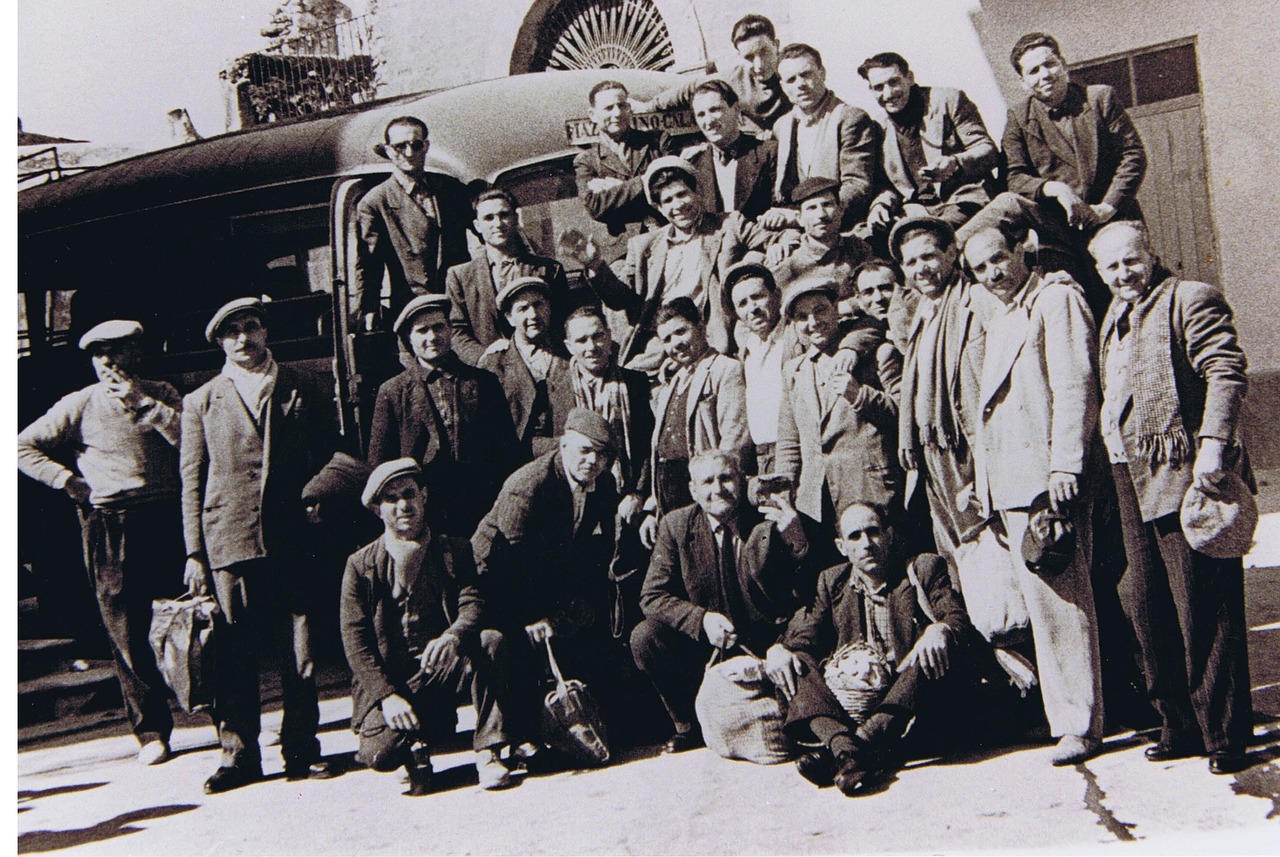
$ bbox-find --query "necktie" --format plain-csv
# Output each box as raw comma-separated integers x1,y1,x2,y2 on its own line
1116,304,1132,340
717,524,738,617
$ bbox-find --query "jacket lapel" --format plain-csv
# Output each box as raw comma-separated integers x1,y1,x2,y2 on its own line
1072,96,1098,194
979,282,1037,410
687,511,717,598
1032,102,1081,176
505,349,537,438
685,354,715,441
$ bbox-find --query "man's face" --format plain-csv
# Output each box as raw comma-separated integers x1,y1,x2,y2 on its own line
657,316,708,367
900,232,958,300
504,291,551,345
385,121,428,175
798,192,841,241
688,456,740,520
407,310,452,363
964,230,1030,303
731,277,780,338
779,55,827,113
656,179,701,232
736,35,780,81
560,430,609,485
1017,45,1070,108
474,197,518,250
837,504,892,581
791,293,840,351
865,65,915,114
377,475,427,540
218,312,270,369
564,314,613,374
589,87,632,140
854,268,897,322
692,90,740,149
1091,228,1155,303
90,342,139,381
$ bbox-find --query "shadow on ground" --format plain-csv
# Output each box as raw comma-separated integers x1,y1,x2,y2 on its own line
17,804,199,854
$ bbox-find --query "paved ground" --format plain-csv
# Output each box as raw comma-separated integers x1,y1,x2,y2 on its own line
16,511,1280,854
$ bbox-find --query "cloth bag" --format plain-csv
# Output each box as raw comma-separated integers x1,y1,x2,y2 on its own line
695,644,792,765
954,521,1031,645
540,638,611,767
148,594,219,713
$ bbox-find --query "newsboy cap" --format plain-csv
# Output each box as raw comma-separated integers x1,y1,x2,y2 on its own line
642,155,698,207
1181,472,1258,559
205,298,267,343
495,276,552,314
392,294,452,336
79,319,143,350
1021,491,1076,577
789,176,840,206
361,457,423,510
562,407,615,453
888,214,957,263
780,277,839,320
723,261,777,296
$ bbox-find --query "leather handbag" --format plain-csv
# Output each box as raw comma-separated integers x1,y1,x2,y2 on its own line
148,594,219,713
539,638,611,767
695,644,792,765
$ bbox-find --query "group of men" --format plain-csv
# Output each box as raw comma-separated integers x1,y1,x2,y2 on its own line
18,13,1256,803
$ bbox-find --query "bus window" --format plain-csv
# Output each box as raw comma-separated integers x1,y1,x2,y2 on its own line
497,156,630,268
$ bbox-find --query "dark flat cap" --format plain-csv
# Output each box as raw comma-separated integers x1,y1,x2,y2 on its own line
361,457,422,510
392,294,451,336
789,176,840,206
723,261,777,296
495,276,552,314
563,407,615,453
205,298,266,343
79,320,143,350
780,276,839,319
1021,491,1076,576
888,214,957,262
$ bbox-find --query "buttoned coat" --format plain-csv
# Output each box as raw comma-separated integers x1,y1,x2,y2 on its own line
478,343,575,458
682,134,778,221
976,273,1099,513
573,128,670,235
340,533,483,731
1099,276,1250,522
444,252,572,366
180,365,330,570
776,349,902,522
1003,83,1146,217
774,92,881,223
640,504,805,654
354,172,473,318
873,86,997,212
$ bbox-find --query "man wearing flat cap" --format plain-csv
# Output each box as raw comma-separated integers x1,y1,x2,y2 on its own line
353,116,472,331
479,277,575,458
341,458,521,793
769,177,874,292
181,298,335,792
367,293,521,538
472,409,628,752
18,320,184,767
446,187,572,366
1090,221,1254,775
563,156,773,375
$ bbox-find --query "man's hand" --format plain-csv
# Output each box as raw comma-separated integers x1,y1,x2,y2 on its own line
866,201,894,231
639,513,659,549
1090,203,1117,225
380,693,420,733
1045,181,1097,230
184,556,210,597
629,98,653,114
617,493,643,526
955,482,978,513
525,619,555,645
831,368,861,402
586,177,625,193
898,447,918,472
764,644,803,700
1047,471,1079,512
483,338,511,356
830,349,859,376
63,475,91,504
558,229,604,273
900,622,952,679
101,366,146,411
1193,437,1227,492
419,633,461,676
919,156,960,185
759,491,799,534
702,612,737,650
759,207,797,231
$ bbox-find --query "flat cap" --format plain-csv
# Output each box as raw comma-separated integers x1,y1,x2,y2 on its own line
1021,491,1076,577
723,261,777,296
642,155,698,207
789,176,840,206
361,457,422,510
495,276,552,314
1181,472,1258,559
888,214,957,262
392,294,452,336
562,407,615,453
780,276,838,320
79,319,143,350
205,298,266,343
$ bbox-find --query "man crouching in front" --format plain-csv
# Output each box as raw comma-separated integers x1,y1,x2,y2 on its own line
341,458,519,794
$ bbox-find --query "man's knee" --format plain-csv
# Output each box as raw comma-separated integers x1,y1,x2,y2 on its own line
629,618,670,670
358,726,410,773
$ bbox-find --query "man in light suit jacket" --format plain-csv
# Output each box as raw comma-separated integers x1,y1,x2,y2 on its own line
445,188,571,366
181,298,334,793
857,53,997,245
1090,222,1254,775
765,43,880,231
680,79,777,222
963,224,1104,767
632,450,809,753
354,116,472,329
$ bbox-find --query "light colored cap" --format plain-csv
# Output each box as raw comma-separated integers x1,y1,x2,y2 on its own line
79,319,143,350
642,155,698,207
205,298,266,343
1181,471,1258,559
362,457,423,510
780,277,839,320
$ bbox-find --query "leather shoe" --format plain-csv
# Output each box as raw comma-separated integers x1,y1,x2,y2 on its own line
795,749,837,787
833,754,875,797
1144,740,1202,762
204,765,263,795
1208,752,1249,775
662,730,704,754
285,759,335,781
404,759,433,796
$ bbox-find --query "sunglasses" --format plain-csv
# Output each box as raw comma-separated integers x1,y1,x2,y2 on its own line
388,139,427,154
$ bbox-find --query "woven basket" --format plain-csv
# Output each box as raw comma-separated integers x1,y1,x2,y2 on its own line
821,641,893,722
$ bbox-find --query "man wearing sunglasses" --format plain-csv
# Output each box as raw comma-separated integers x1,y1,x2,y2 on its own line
354,116,472,332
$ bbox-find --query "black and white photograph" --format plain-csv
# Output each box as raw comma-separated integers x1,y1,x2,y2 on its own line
13,0,1280,852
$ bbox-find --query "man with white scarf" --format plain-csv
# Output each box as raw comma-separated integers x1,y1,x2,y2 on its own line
181,298,334,794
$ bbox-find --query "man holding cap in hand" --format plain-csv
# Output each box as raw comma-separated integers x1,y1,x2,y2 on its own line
18,320,184,767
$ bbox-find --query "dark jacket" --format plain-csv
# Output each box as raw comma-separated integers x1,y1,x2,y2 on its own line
573,128,670,235
340,533,483,730
478,343,575,458
682,134,778,221
445,251,572,366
